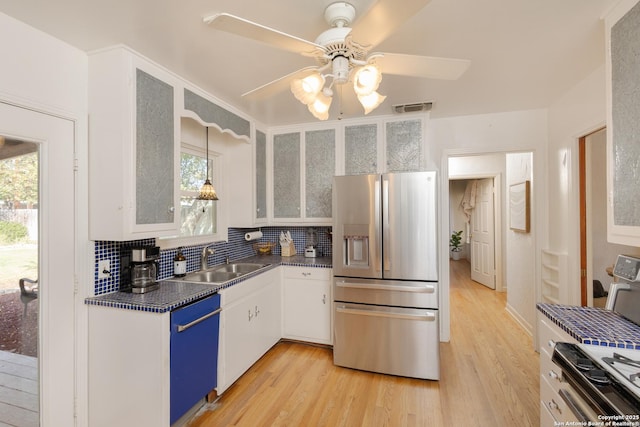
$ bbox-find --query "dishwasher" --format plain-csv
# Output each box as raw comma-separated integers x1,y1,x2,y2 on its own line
170,293,221,424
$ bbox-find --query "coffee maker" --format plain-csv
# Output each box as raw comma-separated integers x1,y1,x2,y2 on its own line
120,246,160,294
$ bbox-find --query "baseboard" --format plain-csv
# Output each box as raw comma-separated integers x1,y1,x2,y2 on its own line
505,303,533,336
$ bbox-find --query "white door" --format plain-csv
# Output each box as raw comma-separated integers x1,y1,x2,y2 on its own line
0,101,76,426
470,178,496,289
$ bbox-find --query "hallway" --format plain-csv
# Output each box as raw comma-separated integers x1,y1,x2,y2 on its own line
188,259,539,427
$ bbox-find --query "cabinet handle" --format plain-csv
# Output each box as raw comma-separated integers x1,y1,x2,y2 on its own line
168,206,175,213
548,370,559,381
248,309,253,321
548,339,556,349
302,272,311,277
322,294,326,304
547,399,560,412
176,308,221,332
255,305,260,317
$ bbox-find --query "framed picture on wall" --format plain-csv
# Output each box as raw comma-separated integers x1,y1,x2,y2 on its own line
509,180,530,232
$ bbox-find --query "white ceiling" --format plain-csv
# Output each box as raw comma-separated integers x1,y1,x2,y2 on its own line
0,0,614,126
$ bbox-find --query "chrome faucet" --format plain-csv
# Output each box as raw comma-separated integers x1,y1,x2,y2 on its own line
201,244,215,271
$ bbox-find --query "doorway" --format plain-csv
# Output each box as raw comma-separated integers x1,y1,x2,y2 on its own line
0,101,76,426
449,177,498,290
580,127,640,307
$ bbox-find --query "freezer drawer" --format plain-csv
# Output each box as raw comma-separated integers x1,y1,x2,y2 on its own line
333,302,439,380
334,277,438,309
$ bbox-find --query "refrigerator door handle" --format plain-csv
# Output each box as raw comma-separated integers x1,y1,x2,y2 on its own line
374,177,383,273
382,177,390,271
335,280,436,293
336,305,437,321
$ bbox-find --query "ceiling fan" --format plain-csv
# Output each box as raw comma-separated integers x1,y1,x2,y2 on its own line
203,0,470,120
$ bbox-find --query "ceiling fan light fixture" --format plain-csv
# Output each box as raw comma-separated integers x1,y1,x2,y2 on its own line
308,91,332,120
353,64,382,96
291,73,324,104
358,91,386,115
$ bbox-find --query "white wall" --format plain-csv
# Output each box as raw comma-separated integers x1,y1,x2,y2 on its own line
0,11,90,426
546,65,607,305
505,152,535,333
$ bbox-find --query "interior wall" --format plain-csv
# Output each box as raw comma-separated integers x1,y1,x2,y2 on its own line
547,64,608,306
0,11,90,426
505,152,535,333
449,180,470,259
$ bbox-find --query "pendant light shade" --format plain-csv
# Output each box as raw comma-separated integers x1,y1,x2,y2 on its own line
198,127,219,201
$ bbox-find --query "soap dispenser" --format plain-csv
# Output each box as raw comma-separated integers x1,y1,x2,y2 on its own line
174,247,187,277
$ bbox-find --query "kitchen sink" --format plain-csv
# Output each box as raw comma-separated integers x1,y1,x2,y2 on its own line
179,263,271,284
182,270,242,283
213,262,270,274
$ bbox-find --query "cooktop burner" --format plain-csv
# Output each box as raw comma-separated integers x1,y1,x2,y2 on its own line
602,352,640,390
552,342,640,416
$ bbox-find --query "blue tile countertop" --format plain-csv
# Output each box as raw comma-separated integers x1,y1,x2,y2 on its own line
85,255,332,313
537,303,640,350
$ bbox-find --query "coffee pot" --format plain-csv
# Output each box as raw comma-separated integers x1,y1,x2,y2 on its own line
120,246,160,294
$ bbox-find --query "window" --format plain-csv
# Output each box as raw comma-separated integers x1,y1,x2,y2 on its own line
179,151,217,237
159,143,220,248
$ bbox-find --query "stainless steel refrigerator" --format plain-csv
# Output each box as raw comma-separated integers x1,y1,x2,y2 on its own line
332,171,439,380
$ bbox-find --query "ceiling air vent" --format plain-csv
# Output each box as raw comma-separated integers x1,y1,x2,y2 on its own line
392,102,433,114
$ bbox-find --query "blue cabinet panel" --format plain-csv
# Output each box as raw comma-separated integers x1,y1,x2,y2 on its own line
170,293,220,424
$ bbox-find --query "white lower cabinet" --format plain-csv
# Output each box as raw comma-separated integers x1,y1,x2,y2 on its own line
282,267,332,345
217,268,281,394
537,312,578,425
88,306,171,427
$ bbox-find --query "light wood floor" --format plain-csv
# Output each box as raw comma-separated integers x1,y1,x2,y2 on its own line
189,260,539,427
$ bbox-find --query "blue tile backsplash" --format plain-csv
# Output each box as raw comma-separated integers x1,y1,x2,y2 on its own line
93,226,332,295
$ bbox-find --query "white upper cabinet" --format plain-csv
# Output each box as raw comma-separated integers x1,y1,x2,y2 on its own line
271,128,336,224
255,129,268,223
343,117,424,175
88,47,180,241
606,0,640,245
384,118,423,172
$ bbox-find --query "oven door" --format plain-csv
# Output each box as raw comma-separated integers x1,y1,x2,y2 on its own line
556,383,599,423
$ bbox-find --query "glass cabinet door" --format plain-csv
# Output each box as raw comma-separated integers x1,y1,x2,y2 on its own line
135,68,175,225
255,130,267,220
345,124,377,175
385,119,422,172
305,129,335,218
273,132,301,218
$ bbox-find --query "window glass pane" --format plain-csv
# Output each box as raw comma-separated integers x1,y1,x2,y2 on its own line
181,152,207,191
179,197,216,236
179,152,216,236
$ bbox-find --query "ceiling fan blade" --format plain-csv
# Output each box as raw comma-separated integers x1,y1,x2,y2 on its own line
375,53,471,80
203,13,323,56
350,0,431,48
242,66,323,99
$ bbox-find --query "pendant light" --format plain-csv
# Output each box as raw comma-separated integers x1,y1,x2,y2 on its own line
198,126,218,200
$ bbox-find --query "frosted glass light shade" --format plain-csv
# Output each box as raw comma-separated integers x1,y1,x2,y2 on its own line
353,64,382,96
291,73,324,105
358,91,386,115
307,91,332,120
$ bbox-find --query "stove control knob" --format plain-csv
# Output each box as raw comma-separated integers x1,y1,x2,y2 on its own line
547,339,556,349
